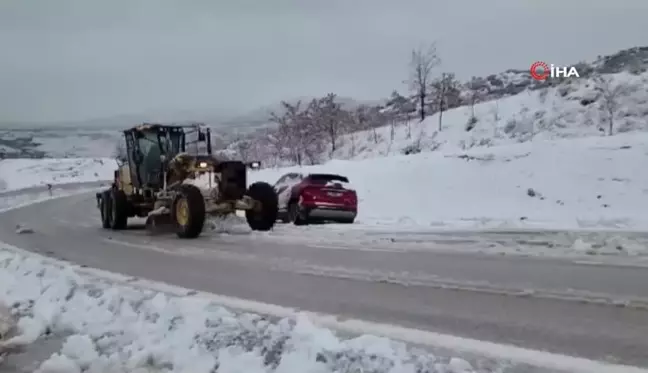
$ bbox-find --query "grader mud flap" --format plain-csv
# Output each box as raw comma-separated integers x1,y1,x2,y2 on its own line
145,214,175,235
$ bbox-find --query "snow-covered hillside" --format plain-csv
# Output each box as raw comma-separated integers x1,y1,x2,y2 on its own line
252,132,648,231
333,70,648,160
217,47,648,166
0,158,116,192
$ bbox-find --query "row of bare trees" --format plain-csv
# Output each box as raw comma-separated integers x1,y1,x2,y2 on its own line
259,94,388,166
227,44,485,165
226,94,390,166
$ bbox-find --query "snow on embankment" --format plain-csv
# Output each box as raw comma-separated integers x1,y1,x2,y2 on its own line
334,71,648,160
0,248,480,373
0,158,116,192
252,132,648,230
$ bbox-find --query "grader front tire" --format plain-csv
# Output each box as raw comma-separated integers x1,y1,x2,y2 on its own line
172,184,206,239
245,182,278,231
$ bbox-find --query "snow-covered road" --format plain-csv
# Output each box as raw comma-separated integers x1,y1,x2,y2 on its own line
1,188,503,373
2,192,648,370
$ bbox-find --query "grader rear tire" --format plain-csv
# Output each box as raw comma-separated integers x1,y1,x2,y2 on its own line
172,184,206,239
245,182,278,231
109,188,128,230
100,190,111,229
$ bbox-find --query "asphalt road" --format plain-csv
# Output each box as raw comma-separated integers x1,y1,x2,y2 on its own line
2,192,648,368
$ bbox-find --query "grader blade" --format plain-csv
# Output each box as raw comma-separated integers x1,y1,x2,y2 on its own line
145,214,175,235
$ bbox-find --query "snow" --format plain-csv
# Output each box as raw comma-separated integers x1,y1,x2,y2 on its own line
0,303,12,339
0,145,19,154
0,240,643,373
0,248,483,373
0,177,645,373
324,180,354,191
0,187,481,373
0,158,116,192
0,61,647,372
251,132,648,232
34,134,118,158
333,71,648,161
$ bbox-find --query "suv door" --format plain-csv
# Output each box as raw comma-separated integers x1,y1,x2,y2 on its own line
274,173,302,210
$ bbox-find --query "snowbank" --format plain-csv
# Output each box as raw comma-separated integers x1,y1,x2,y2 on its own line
0,158,116,192
0,249,483,373
251,132,648,231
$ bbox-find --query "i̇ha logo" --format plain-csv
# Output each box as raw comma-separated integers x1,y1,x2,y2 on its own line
530,61,580,81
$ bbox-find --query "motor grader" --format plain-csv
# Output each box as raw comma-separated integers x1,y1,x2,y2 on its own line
96,123,277,238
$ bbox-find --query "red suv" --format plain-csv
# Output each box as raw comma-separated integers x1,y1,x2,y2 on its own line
273,173,357,225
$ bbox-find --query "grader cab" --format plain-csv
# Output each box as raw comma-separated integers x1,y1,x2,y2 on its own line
96,123,276,238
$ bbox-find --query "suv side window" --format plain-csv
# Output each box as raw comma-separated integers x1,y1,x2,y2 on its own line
286,173,302,183
274,174,289,187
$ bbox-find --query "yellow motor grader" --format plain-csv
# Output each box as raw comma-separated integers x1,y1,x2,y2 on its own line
96,123,277,238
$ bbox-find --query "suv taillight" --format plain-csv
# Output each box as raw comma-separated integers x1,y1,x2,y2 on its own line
345,190,357,206
301,186,319,200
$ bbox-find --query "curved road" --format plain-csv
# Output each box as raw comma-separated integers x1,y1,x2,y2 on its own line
2,192,648,368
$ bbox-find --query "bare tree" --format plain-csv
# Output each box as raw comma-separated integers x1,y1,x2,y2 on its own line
463,76,487,131
263,127,288,166
465,76,486,118
270,99,329,165
593,75,625,136
429,72,460,131
490,99,501,137
301,99,330,164
407,44,440,121
350,104,384,145
384,90,416,138
313,93,346,157
387,113,398,142
234,138,252,162
270,101,305,165
367,106,388,145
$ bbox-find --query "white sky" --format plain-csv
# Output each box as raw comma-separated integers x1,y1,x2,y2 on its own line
1,0,647,123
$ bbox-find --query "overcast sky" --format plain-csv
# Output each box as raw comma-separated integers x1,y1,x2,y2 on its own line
1,0,647,123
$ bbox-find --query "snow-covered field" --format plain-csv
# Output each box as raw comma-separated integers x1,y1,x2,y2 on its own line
252,132,648,231
0,158,116,192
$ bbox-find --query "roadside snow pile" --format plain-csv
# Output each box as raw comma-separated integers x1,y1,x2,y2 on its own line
0,158,116,192
0,249,480,373
251,132,648,230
